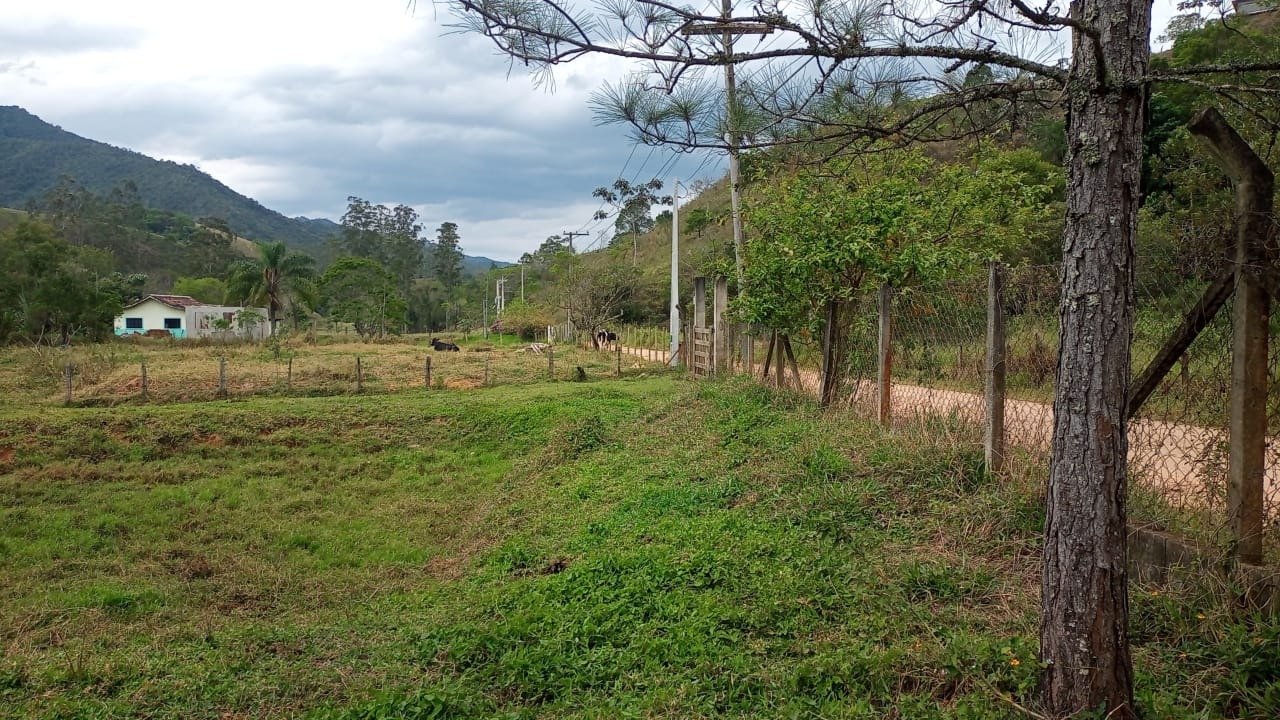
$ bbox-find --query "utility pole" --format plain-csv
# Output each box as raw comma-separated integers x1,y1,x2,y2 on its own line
670,180,683,366
682,5,769,287
496,277,505,316
562,230,588,253
685,9,771,371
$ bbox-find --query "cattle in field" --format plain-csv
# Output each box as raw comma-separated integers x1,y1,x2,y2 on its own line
595,329,618,350
431,338,461,351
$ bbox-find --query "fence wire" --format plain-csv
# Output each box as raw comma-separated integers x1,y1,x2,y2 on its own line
722,253,1275,560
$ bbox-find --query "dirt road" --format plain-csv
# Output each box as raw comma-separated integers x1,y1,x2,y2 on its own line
617,344,1276,510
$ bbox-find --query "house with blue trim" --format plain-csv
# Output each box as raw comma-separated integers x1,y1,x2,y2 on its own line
114,295,268,340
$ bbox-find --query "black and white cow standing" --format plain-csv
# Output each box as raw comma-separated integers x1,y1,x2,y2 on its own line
595,329,618,350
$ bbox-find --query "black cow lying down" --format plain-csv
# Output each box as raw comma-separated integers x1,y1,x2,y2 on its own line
431,338,460,352
595,329,618,349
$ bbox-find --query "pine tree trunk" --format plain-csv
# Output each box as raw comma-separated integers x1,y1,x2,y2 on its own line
1040,0,1148,716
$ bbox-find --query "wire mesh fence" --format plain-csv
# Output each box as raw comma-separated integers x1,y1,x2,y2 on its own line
2,337,672,408
702,253,1276,560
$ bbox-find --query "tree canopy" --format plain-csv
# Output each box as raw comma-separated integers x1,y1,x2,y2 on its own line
320,257,408,341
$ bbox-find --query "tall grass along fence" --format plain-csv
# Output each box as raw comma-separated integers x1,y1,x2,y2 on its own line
663,254,1278,567
4,337,671,408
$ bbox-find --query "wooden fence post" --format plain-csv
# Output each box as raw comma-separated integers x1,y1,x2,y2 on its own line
548,346,555,380
218,356,227,398
877,284,893,426
356,356,363,393
484,356,491,386
141,362,149,401
425,356,432,388
819,299,840,408
287,357,293,390
617,345,622,377
774,333,784,387
985,263,1007,473
64,362,73,406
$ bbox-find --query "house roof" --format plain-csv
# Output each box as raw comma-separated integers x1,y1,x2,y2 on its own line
124,294,208,310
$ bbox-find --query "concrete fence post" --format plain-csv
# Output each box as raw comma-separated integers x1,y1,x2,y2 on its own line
1189,107,1273,564
713,277,729,375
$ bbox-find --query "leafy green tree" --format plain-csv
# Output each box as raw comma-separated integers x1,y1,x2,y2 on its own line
171,276,228,304
336,197,425,295
519,235,571,269
741,148,1054,403
431,222,464,293
321,257,408,341
226,241,316,336
551,253,638,345
683,207,717,239
0,220,133,344
592,178,671,263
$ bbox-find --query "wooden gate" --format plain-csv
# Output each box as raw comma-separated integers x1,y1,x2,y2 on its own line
692,327,713,377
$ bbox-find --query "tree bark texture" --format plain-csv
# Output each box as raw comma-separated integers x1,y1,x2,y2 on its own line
820,298,841,407
1040,0,1148,716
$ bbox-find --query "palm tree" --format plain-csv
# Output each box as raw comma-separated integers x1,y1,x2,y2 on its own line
226,241,316,336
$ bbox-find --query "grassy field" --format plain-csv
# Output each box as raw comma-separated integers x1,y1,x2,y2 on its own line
1,372,1276,719
0,334,655,407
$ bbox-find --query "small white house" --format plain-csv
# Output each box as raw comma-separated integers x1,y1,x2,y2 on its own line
115,295,269,341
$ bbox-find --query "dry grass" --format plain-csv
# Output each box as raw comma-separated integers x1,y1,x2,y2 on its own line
0,334,667,407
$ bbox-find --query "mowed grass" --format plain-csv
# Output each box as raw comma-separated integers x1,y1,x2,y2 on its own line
1,376,1276,719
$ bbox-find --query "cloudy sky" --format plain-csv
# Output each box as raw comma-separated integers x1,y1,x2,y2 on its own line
0,0,728,262
2,1,1188,262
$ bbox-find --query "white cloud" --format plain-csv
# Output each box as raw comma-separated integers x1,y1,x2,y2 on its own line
0,0,717,262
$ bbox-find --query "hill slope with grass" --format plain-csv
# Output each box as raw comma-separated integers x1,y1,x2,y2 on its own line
0,377,1272,718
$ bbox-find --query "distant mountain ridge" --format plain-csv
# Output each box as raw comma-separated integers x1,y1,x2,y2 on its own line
0,106,510,271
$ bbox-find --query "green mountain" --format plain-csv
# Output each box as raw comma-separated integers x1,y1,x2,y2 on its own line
0,106,510,271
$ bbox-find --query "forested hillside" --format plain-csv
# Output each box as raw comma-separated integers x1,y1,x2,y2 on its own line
0,106,339,252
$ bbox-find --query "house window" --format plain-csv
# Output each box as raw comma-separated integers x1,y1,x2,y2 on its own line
164,318,182,330
125,317,143,329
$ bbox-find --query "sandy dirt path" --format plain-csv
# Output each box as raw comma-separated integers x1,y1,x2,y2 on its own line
616,344,1276,508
